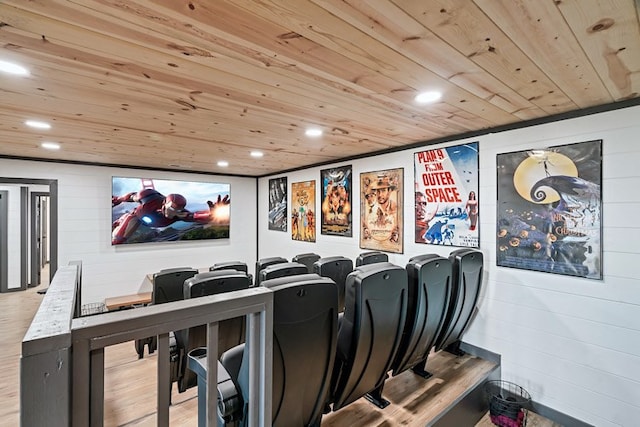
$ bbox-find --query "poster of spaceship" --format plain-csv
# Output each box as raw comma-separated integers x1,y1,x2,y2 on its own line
496,140,602,279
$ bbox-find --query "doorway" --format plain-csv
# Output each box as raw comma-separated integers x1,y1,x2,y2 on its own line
31,192,50,288
0,178,57,293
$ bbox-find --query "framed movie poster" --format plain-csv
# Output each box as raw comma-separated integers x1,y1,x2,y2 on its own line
414,142,479,247
268,177,287,232
360,168,403,253
496,140,602,279
320,165,352,237
291,180,316,242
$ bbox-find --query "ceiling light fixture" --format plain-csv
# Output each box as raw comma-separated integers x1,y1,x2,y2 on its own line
217,160,229,167
305,128,323,137
25,120,51,129
250,150,264,158
0,60,29,76
41,142,60,150
415,91,442,104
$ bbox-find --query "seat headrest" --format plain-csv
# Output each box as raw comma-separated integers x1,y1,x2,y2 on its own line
261,273,333,290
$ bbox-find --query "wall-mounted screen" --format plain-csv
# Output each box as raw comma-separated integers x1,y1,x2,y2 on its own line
111,176,230,245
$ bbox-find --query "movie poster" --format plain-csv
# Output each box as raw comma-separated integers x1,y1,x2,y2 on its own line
268,177,287,232
320,165,352,237
360,168,403,253
291,180,316,242
414,142,479,247
497,140,602,279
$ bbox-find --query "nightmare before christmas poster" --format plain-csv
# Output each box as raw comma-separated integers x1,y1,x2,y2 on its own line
496,140,602,279
320,165,352,237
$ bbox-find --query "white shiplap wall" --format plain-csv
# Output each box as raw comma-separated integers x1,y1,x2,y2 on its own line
0,185,22,289
0,160,258,304
257,105,640,427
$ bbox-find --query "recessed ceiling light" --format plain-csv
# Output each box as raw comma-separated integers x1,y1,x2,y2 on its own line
415,91,442,104
25,120,51,129
305,128,323,137
41,142,60,150
0,60,29,76
217,160,229,167
250,150,264,158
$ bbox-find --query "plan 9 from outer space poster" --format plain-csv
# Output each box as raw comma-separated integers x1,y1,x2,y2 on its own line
496,140,602,279
414,142,479,247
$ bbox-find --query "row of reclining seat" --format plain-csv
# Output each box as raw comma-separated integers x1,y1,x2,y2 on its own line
140,263,252,397
134,267,199,359
176,269,252,392
191,273,338,427
434,248,484,353
184,249,483,426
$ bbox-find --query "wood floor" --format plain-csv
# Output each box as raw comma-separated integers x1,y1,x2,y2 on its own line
2,274,560,427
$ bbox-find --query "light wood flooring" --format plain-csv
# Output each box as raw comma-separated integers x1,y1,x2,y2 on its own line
2,272,561,427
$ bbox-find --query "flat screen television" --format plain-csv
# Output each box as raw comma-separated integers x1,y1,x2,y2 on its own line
111,176,230,245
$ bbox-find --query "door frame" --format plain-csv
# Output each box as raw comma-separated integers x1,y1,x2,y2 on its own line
0,190,8,293
31,192,49,288
0,177,58,292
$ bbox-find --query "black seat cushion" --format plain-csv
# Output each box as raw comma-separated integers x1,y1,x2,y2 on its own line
313,256,353,312
331,262,408,410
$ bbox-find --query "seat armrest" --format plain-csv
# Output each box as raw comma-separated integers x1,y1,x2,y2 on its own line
187,348,243,423
217,361,243,422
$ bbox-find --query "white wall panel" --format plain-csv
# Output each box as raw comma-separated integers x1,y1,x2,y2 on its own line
0,160,257,304
0,185,21,289
258,105,640,426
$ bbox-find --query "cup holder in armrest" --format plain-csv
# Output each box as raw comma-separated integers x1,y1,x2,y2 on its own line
187,347,242,424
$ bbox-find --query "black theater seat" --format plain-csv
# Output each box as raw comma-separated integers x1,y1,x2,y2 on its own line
210,261,248,273
176,270,252,393
152,267,199,305
330,262,408,410
392,254,452,377
210,261,252,286
434,249,484,354
135,267,198,359
197,273,338,426
254,256,287,285
258,261,308,284
313,255,353,312
292,252,321,273
355,251,388,266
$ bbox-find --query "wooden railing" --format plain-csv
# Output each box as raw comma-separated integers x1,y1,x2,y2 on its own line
21,262,273,427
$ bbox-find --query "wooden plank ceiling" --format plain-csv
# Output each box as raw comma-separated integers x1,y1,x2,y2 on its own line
0,0,638,177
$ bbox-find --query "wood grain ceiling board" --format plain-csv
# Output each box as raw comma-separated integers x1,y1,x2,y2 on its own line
0,0,638,176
